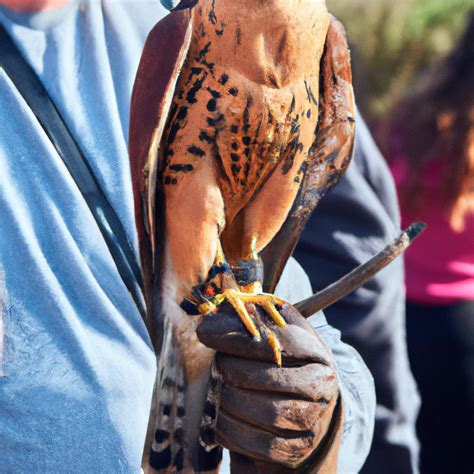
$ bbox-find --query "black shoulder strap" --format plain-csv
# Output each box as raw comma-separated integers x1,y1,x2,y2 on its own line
0,24,146,319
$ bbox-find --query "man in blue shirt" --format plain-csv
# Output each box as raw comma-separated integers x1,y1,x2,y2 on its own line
0,1,374,472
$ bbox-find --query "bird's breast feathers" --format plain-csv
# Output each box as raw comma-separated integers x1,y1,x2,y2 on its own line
160,0,330,218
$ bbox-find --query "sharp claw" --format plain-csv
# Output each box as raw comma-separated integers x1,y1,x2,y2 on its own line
226,290,261,341
270,295,286,306
263,301,287,328
237,293,287,328
262,326,282,367
199,289,288,347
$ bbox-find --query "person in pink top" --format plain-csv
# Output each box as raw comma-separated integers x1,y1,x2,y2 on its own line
383,12,474,474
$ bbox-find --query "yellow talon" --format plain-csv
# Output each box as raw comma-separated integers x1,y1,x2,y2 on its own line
261,326,282,367
262,301,287,328
238,294,287,329
225,289,261,340
198,301,216,314
200,289,287,332
197,238,286,365
197,286,288,363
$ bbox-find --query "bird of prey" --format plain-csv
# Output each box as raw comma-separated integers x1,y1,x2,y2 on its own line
129,0,355,471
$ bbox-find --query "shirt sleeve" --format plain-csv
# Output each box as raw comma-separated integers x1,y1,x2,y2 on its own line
294,110,420,473
314,317,376,474
276,258,376,473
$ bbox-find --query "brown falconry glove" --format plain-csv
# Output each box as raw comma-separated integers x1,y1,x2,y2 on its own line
197,304,344,473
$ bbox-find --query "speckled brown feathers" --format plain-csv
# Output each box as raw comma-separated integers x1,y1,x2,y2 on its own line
158,0,331,269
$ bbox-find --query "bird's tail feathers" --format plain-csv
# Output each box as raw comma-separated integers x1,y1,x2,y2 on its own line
146,320,187,472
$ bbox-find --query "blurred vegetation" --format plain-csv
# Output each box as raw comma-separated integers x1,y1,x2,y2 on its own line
328,0,474,123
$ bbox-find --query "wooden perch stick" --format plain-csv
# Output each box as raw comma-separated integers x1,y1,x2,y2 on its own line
295,221,426,318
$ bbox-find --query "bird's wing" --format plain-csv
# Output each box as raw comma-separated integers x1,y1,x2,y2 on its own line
129,5,194,303
130,7,220,474
262,16,356,293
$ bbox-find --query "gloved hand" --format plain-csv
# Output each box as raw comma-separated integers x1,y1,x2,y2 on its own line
197,303,344,473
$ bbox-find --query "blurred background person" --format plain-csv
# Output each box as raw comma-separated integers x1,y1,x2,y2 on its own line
328,0,474,125
381,12,474,473
296,109,420,474
312,2,474,471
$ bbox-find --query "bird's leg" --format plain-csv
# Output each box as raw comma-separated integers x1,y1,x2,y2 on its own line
233,236,288,329
180,241,235,316
181,237,288,365
197,236,289,366
196,241,264,341
235,236,289,365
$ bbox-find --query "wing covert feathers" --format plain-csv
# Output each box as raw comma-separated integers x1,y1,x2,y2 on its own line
129,8,194,304
262,16,356,293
